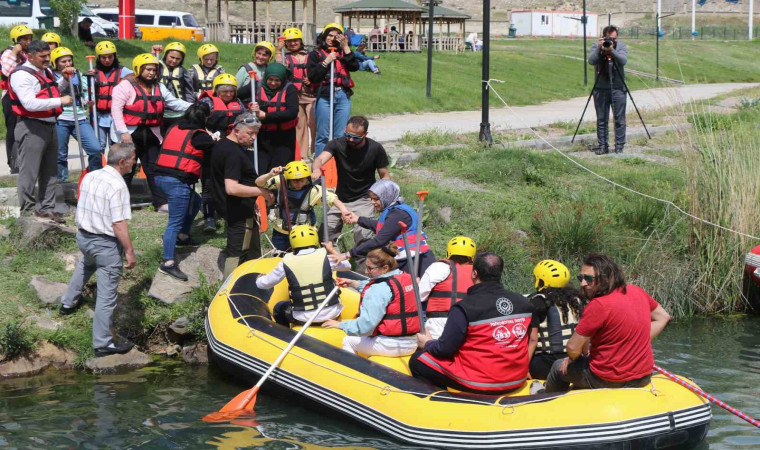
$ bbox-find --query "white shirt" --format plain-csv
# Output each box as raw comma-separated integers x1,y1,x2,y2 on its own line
76,165,131,236
9,60,69,123
418,260,452,303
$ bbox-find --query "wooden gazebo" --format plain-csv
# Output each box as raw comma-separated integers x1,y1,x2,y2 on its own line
421,4,471,51
205,0,318,44
334,0,426,51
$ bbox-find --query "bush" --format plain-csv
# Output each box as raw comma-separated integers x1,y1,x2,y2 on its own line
0,321,36,360
618,200,665,234
531,205,610,264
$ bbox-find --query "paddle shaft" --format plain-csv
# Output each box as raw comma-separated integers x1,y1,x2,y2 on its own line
653,364,760,428
85,56,99,141
413,191,428,279
398,222,425,329
279,174,292,231
321,175,329,243
248,70,259,173
329,49,335,141
68,74,86,171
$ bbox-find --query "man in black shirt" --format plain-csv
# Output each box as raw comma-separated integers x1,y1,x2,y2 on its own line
210,113,273,278
78,18,95,49
311,115,390,270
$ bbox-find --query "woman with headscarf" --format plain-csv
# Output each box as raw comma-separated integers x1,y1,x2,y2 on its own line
333,179,436,274
252,62,299,173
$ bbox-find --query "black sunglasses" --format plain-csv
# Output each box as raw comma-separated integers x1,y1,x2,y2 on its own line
576,274,597,283
344,132,364,141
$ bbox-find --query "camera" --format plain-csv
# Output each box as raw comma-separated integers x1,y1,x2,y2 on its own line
602,37,615,49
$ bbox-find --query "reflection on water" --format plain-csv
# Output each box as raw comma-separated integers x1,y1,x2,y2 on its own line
0,318,759,449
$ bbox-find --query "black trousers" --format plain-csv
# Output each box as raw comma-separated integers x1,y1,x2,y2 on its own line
544,355,651,393
201,165,215,219
408,350,521,396
3,94,18,172
225,215,261,261
257,128,296,174
530,352,565,380
594,87,627,150
124,126,167,209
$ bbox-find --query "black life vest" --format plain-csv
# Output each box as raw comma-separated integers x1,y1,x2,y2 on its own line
160,62,189,99
257,84,298,131
95,67,122,113
156,126,205,179
282,248,339,312
530,292,580,355
8,66,62,118
122,80,164,127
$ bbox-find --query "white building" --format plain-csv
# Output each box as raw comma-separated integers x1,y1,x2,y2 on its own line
511,10,599,38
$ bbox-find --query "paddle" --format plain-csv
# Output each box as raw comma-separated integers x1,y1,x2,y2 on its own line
653,364,760,429
203,285,341,422
279,174,292,232
398,221,425,330
247,69,259,173
413,191,428,280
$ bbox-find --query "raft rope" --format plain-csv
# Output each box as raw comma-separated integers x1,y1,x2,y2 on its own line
482,78,760,241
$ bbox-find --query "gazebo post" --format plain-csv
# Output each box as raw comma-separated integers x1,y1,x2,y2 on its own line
312,0,316,30
216,0,221,22
265,0,271,42
204,0,209,26
292,0,296,21
224,0,230,42
386,11,390,50
253,0,257,42
302,0,307,30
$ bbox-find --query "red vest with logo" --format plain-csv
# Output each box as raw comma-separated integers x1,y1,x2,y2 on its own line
156,126,205,178
8,66,62,119
95,67,122,113
316,48,355,89
284,53,309,92
123,80,165,127
375,204,430,260
418,283,531,393
258,84,298,132
0,46,27,91
360,272,420,337
426,260,474,318
199,90,245,135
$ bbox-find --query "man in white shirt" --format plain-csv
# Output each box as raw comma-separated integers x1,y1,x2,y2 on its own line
59,143,137,357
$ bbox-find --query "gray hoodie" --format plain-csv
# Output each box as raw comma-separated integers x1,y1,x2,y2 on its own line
588,40,628,90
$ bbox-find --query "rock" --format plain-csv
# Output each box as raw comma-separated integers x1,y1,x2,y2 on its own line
514,230,529,240
29,276,68,305
0,341,76,378
437,206,452,225
165,344,181,357
148,245,223,304
392,152,421,168
26,314,61,331
60,252,82,271
16,216,76,248
169,317,190,335
181,343,208,365
85,308,95,319
85,348,152,374
0,224,9,239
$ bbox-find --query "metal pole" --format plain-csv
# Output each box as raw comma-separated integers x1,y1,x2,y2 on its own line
583,0,588,86
426,0,434,98
692,0,696,40
656,0,661,81
750,0,754,41
479,0,492,144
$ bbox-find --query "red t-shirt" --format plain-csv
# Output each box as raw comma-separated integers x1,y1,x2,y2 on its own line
575,284,659,382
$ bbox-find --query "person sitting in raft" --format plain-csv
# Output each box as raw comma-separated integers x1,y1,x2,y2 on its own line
322,243,421,357
337,179,436,274
256,225,350,327
527,260,586,380
418,236,476,339
255,161,351,251
409,252,538,395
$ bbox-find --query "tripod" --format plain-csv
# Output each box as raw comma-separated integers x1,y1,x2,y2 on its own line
571,50,650,153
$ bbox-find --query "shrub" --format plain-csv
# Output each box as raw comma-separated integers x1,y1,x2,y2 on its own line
0,321,36,360
618,200,665,234
531,205,610,264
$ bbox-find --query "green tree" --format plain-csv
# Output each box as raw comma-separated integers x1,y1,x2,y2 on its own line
49,0,86,36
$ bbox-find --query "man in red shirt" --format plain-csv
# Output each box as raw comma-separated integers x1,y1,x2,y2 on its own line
544,253,671,392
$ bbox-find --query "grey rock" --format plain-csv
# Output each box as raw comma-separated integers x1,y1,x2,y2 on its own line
514,230,529,240
60,252,82,271
148,246,223,304
165,344,181,357
0,224,9,239
170,317,190,335
181,343,209,365
85,348,152,374
437,206,452,224
0,341,76,378
16,216,76,248
392,152,421,168
26,314,61,331
29,276,68,305
85,308,95,319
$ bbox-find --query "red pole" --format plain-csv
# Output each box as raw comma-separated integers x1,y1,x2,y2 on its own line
119,0,136,40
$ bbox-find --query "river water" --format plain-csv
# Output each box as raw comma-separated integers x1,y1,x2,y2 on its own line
1,317,759,449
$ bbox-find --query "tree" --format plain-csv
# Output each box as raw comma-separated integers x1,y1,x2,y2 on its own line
49,0,85,36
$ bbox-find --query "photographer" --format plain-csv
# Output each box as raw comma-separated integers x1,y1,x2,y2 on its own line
588,25,628,155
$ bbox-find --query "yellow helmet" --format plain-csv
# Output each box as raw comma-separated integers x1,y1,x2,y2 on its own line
9,25,33,43
446,236,477,259
197,43,219,61
283,161,311,180
163,41,187,57
289,225,320,249
95,41,117,56
51,47,74,70
132,53,160,76
282,27,304,41
252,41,275,62
212,73,238,91
41,32,61,45
533,260,571,291
322,22,344,35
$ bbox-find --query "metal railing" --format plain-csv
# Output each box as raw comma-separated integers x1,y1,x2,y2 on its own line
615,26,759,40
206,21,307,43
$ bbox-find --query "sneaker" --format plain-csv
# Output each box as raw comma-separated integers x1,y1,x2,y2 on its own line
159,261,188,281
59,295,83,316
203,217,217,233
593,146,609,155
176,236,198,246
94,341,134,357
157,204,169,213
529,380,545,395
34,210,66,224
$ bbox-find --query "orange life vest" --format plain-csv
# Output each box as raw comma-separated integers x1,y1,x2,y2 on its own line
426,260,474,318
95,67,122,113
122,80,164,127
198,90,245,135
360,272,420,337
8,66,62,119
156,126,205,178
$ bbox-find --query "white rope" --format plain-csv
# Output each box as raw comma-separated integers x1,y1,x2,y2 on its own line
483,78,760,241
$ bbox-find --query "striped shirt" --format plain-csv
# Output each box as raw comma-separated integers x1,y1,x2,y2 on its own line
76,165,131,236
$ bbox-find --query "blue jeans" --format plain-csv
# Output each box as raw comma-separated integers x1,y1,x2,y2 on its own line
314,89,351,157
155,175,201,260
56,119,104,181
359,60,378,72
272,229,290,251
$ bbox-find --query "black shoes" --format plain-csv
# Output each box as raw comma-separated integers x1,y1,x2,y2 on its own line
593,146,609,155
203,217,217,233
159,261,188,281
34,210,66,223
94,341,134,357
59,295,83,316
176,236,198,246
614,145,624,154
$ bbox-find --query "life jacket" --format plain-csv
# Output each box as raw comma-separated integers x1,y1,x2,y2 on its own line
95,67,122,113
160,62,188,99
156,126,205,178
239,62,260,80
277,181,318,230
316,48,355,89
284,53,308,92
0,46,27,91
282,248,339,312
418,284,531,393
54,69,87,108
122,80,165,127
8,66,62,119
375,204,430,260
426,260,474,318
258,83,298,131
198,90,245,135
531,292,580,355
360,272,420,337
192,63,222,93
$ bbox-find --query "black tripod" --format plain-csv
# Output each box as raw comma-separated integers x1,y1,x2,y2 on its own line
571,51,650,153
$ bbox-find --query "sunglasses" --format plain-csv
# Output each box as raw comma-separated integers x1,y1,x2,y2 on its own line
344,132,364,141
576,274,597,283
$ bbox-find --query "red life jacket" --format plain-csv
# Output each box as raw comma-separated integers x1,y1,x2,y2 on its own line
375,204,430,260
360,272,420,337
316,48,355,89
122,80,165,127
426,260,473,318
198,90,245,135
156,126,205,178
258,84,298,131
0,46,27,91
284,53,308,92
95,67,122,113
8,66,62,119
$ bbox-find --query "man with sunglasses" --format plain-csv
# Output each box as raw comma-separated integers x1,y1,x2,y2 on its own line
311,115,390,271
543,253,671,393
588,25,628,155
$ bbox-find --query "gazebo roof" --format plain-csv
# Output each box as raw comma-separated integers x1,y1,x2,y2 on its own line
334,0,427,13
421,5,471,19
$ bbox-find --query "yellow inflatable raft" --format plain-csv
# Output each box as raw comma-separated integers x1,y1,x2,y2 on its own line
206,257,712,449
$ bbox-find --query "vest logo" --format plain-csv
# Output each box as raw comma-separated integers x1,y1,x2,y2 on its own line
496,297,513,315
493,326,511,342
512,323,527,340
404,285,414,293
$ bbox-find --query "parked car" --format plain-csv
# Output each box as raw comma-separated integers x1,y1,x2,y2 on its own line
93,8,204,41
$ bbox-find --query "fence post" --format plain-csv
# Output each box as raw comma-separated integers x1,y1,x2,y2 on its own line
636,26,638,39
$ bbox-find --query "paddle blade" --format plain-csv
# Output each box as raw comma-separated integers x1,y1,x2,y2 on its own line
202,387,259,422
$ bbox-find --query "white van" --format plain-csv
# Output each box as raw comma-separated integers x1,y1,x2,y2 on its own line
92,8,204,41
0,0,116,36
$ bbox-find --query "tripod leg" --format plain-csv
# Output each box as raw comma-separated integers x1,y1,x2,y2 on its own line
572,68,603,143
613,60,651,139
